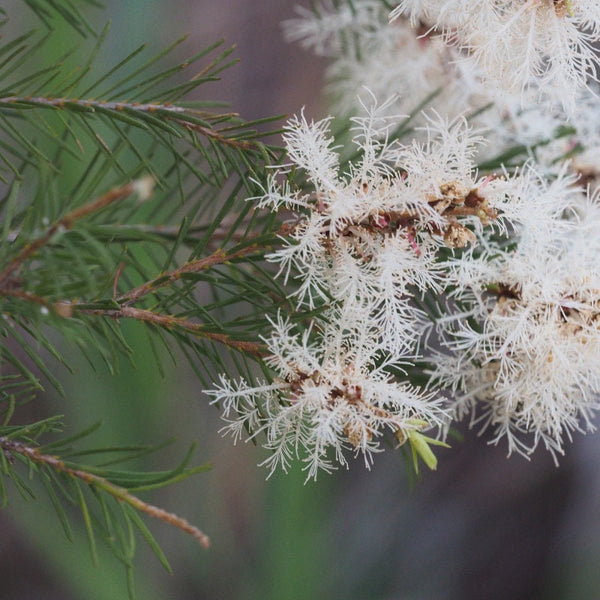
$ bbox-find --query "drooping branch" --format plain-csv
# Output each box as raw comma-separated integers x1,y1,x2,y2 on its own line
0,436,211,548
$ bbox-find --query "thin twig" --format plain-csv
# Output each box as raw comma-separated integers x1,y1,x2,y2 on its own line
0,179,151,286
0,436,210,549
0,287,51,308
173,118,254,149
76,305,266,357
118,244,262,306
0,96,188,114
0,96,258,151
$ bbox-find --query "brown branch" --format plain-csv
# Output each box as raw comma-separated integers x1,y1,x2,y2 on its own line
0,179,153,287
0,96,258,151
0,436,210,549
173,118,254,150
117,220,299,306
118,236,282,306
76,305,266,358
0,96,189,114
0,287,51,308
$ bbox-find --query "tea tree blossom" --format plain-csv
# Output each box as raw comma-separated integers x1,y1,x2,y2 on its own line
283,0,385,56
284,0,597,166
208,311,448,479
208,2,600,475
284,1,469,121
470,84,600,176
391,0,600,111
257,103,504,352
431,178,600,458
209,102,548,475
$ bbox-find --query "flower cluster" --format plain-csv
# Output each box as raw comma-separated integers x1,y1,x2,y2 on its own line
260,104,507,347
283,0,600,167
391,0,600,112
210,94,585,476
208,311,447,479
431,173,600,458
284,2,467,122
207,0,600,477
212,101,492,477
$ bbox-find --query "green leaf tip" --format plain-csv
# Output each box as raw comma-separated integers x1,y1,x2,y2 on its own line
406,430,450,474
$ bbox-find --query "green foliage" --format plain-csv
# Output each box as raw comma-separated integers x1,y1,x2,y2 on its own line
22,0,104,37
0,417,210,583
0,1,288,595
0,4,286,386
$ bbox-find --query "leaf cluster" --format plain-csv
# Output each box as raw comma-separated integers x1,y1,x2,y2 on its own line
0,1,290,390
0,414,210,597
0,1,290,594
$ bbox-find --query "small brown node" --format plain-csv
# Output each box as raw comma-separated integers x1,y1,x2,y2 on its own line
554,0,567,17
53,301,74,318
553,0,574,18
344,423,371,448
443,222,477,248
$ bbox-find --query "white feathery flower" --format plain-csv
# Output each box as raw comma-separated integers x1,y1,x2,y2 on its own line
328,21,468,121
209,312,447,479
282,113,340,191
391,0,600,112
471,94,567,168
462,83,600,174
441,164,584,292
431,180,600,458
251,173,297,212
286,1,478,124
259,104,505,355
283,0,384,56
483,163,582,251
286,1,600,167
391,113,486,231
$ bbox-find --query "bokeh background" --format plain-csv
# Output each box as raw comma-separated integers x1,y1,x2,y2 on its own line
2,1,600,599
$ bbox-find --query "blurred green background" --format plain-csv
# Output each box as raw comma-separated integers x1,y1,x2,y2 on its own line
2,2,600,599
